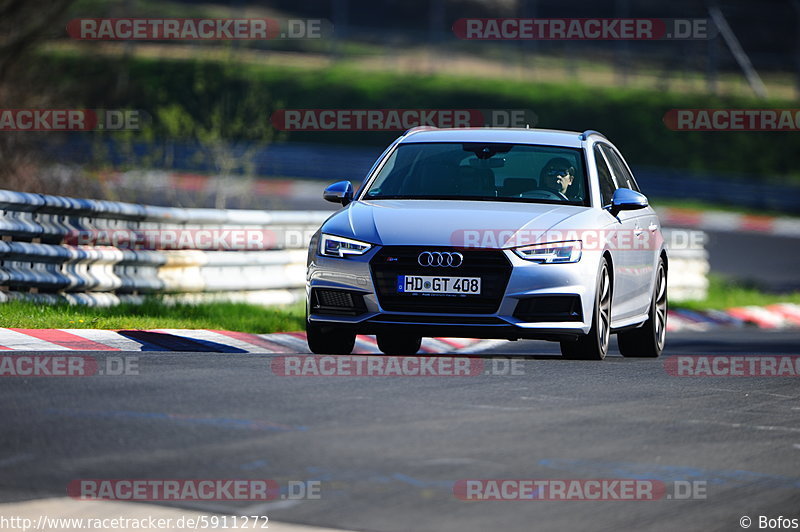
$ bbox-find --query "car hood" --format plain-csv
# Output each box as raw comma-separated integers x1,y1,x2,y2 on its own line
321,199,589,248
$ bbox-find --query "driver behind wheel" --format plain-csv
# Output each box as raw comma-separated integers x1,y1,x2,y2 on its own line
539,157,575,200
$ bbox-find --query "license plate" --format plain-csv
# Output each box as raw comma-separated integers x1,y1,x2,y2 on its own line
397,275,481,295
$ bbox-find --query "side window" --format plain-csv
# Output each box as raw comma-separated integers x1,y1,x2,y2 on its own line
593,145,617,206
601,145,640,192
365,149,399,196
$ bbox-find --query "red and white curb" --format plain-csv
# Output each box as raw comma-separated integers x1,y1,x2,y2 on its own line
0,304,796,351
666,303,800,332
657,207,800,238
0,328,501,353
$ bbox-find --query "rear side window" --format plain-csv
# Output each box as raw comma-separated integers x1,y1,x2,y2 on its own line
593,145,616,206
600,144,639,192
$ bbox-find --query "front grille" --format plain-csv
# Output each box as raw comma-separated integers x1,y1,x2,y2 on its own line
311,288,368,316
370,247,512,314
513,295,583,322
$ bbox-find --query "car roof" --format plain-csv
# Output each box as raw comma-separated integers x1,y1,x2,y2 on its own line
398,127,595,148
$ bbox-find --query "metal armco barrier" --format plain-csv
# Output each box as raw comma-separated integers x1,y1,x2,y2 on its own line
0,189,328,306
0,189,708,306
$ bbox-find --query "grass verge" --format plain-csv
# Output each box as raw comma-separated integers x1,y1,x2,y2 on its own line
0,299,305,333
674,275,800,312
1,279,796,331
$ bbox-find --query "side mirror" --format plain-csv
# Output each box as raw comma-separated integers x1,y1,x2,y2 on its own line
608,188,648,216
323,181,354,206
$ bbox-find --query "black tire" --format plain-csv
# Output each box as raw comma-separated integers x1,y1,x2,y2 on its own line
618,259,667,358
560,258,611,361
306,319,355,355
376,333,422,355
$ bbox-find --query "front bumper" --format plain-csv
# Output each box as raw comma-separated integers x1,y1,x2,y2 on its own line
307,245,600,341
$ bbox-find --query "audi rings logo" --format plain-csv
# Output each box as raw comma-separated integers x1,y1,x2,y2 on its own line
418,251,464,267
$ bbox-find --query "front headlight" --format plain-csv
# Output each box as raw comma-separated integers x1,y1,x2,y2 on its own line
513,240,582,263
320,234,372,258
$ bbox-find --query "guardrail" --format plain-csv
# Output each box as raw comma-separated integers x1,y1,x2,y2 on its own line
0,189,327,306
0,189,708,306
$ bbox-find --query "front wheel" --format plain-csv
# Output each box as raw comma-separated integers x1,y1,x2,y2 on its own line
306,319,356,355
377,333,422,355
561,258,611,361
618,259,667,358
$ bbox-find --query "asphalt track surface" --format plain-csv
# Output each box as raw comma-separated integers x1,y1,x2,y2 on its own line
1,329,798,532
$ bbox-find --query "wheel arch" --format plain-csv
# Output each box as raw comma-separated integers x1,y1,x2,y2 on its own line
602,249,615,293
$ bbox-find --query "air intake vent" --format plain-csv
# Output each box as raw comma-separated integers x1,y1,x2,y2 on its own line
311,289,368,316
318,290,354,307
513,295,583,322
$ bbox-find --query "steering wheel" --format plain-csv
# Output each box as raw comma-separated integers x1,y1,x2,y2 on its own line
519,189,565,201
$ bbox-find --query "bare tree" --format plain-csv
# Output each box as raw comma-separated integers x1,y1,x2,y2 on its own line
0,0,76,192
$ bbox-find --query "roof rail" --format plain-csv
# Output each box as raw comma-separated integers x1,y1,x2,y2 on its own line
403,126,438,136
579,130,606,141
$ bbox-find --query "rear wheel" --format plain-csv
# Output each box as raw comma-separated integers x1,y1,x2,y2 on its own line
377,333,422,355
618,259,667,358
560,259,611,361
306,319,355,355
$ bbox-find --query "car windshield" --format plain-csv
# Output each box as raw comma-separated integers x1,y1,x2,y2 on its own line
363,142,589,205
